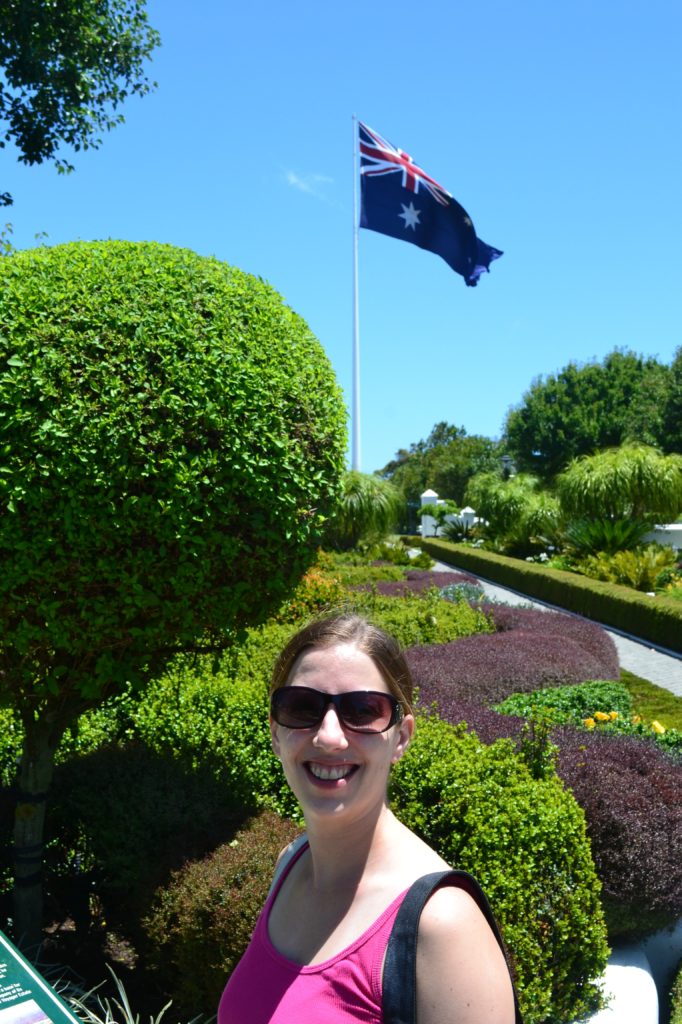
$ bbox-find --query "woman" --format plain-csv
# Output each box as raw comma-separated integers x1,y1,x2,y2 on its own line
218,614,518,1023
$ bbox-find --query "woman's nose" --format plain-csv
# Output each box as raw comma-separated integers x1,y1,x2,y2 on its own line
313,704,349,748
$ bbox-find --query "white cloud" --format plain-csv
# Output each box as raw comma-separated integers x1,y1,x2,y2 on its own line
284,170,334,199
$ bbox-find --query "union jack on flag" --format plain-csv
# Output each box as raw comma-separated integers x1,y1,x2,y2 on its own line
358,120,502,287
359,122,450,207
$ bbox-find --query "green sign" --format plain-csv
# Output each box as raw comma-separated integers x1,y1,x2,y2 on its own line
0,932,81,1024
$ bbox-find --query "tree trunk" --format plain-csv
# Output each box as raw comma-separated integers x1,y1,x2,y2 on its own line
12,716,66,952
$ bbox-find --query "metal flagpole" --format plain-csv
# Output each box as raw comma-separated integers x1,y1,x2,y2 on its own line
351,114,361,471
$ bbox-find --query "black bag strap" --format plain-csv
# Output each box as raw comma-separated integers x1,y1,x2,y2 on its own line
382,869,522,1024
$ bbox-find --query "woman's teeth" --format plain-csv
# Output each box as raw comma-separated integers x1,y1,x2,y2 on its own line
308,763,354,781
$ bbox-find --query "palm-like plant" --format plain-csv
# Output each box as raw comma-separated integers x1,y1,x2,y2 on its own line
578,544,678,592
324,471,404,550
557,445,682,522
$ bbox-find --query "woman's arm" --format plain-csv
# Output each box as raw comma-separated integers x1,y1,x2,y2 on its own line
415,885,516,1024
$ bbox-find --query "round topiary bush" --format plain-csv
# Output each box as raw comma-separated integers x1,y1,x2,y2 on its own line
390,715,609,1024
143,810,303,1016
0,240,346,689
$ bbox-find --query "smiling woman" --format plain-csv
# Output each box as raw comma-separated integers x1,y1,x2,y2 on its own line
217,614,522,1024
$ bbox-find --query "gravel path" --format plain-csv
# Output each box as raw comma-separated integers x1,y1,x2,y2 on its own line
429,559,682,696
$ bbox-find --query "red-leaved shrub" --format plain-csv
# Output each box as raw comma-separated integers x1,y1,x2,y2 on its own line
484,605,619,675
407,605,618,707
144,810,303,1015
409,631,617,708
406,569,479,584
555,727,682,938
419,698,525,746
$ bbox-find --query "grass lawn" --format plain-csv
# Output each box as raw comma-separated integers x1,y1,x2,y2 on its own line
621,669,682,731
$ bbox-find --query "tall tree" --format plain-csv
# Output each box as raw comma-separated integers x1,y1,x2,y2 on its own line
379,422,500,505
504,350,672,479
0,0,160,206
661,345,682,455
0,240,346,946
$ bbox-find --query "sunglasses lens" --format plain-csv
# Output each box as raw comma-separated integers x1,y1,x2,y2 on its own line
271,688,400,733
340,693,395,732
272,689,325,729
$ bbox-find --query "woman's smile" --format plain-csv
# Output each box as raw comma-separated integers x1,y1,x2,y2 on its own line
305,761,359,783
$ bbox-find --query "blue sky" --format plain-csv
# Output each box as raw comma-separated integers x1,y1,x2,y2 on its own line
3,0,681,475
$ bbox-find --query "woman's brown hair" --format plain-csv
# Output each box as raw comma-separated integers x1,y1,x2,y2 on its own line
270,614,414,715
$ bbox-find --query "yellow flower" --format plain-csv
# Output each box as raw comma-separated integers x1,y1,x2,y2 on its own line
594,711,610,722
632,715,642,724
584,718,596,729
609,711,619,720
651,720,666,735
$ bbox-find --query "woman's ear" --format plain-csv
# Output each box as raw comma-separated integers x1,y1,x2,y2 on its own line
391,713,415,763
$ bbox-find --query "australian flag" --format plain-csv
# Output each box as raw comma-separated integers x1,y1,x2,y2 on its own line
359,122,502,287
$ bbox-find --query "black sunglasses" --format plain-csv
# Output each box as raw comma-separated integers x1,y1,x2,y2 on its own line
270,687,403,734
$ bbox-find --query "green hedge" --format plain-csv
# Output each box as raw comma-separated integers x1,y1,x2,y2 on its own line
418,538,682,653
391,714,608,1024
671,956,682,1024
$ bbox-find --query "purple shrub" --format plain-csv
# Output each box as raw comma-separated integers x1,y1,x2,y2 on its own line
555,727,682,937
408,626,618,708
405,600,680,940
484,605,619,677
418,699,525,746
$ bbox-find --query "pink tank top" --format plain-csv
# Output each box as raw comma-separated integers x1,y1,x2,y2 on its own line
218,841,407,1024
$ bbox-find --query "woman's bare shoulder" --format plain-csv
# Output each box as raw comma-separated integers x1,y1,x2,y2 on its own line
415,885,516,1024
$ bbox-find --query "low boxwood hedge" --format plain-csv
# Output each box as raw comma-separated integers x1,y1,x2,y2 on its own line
671,957,682,1024
418,538,682,652
391,714,608,1024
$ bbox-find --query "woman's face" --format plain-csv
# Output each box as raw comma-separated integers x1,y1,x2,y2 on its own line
270,643,414,823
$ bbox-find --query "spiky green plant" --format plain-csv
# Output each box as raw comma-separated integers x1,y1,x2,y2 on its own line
578,544,678,591
563,517,652,556
464,472,561,553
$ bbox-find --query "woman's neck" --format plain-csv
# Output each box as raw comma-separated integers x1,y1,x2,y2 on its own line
303,804,406,892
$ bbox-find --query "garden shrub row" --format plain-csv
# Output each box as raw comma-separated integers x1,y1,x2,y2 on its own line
417,538,682,652
351,570,478,597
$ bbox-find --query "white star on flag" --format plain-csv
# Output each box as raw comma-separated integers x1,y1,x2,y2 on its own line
398,202,421,230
